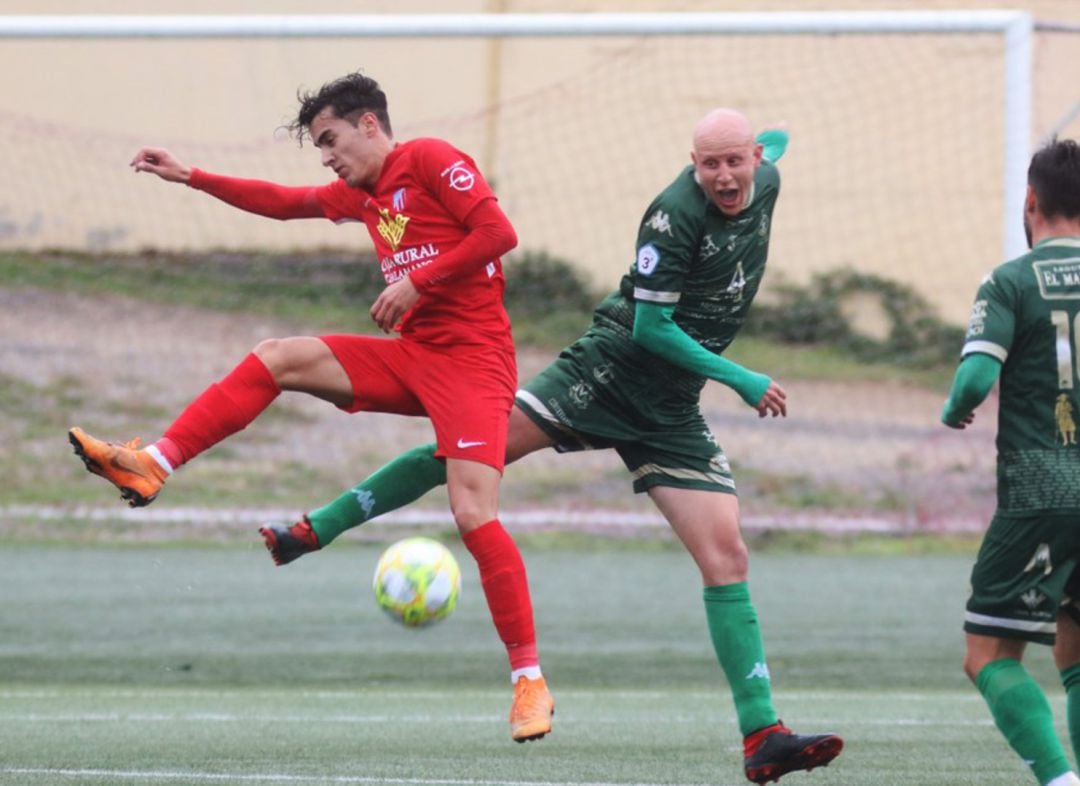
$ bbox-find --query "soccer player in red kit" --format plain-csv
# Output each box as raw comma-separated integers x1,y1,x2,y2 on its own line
67,71,554,743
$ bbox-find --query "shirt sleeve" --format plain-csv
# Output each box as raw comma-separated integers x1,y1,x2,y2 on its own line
188,169,325,220
313,178,364,223
961,267,1016,363
630,188,699,307
408,198,517,291
410,138,497,224
632,301,771,406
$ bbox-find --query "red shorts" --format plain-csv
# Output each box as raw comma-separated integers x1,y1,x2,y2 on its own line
319,335,516,471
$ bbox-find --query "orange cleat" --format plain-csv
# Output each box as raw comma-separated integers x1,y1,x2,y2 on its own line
509,675,554,743
68,427,167,508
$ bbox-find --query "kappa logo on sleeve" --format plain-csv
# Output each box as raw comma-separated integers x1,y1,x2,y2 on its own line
636,243,660,276
645,209,673,235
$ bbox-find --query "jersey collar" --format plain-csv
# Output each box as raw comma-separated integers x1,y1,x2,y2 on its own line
1034,236,1080,249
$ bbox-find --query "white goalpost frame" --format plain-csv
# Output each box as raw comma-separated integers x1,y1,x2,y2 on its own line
0,10,1035,261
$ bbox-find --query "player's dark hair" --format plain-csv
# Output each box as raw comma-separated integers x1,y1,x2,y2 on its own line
1028,138,1080,219
290,71,392,142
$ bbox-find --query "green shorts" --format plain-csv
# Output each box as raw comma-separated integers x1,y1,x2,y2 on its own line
965,511,1080,645
515,325,735,495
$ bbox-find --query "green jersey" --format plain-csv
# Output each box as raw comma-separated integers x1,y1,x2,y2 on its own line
963,237,1080,511
591,160,780,388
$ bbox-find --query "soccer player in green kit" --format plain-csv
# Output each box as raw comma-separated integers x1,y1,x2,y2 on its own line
263,107,843,784
942,138,1080,786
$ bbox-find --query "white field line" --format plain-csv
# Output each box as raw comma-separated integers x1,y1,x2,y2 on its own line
0,504,978,533
0,769,722,786
0,687,991,702
0,711,994,727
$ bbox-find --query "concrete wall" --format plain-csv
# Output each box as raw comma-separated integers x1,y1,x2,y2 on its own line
2,1,1079,322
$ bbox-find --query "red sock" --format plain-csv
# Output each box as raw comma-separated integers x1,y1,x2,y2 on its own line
462,519,539,672
155,353,280,467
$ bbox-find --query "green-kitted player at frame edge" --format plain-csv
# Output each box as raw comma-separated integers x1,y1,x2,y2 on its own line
942,137,1080,786
262,109,843,785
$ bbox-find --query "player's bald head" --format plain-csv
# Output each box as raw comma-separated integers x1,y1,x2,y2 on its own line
692,108,754,155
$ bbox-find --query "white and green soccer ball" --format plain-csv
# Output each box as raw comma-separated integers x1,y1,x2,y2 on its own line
372,537,461,628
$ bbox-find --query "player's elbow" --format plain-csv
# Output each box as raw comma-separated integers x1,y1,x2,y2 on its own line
630,323,664,355
494,222,518,258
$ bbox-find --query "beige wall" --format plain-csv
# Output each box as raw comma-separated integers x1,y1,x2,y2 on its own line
2,1,1079,322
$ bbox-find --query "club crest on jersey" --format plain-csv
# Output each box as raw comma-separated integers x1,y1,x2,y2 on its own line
377,207,410,251
637,243,660,276
392,188,407,211
700,234,721,259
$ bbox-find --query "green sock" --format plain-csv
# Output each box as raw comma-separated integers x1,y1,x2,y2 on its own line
976,658,1071,784
307,443,446,546
1061,662,1080,767
703,582,778,736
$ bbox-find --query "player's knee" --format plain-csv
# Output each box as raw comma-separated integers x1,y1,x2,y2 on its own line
449,490,497,532
253,336,323,385
694,539,749,585
451,505,491,533
962,652,984,683
252,337,290,378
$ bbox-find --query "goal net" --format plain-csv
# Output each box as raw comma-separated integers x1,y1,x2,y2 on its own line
2,12,1079,531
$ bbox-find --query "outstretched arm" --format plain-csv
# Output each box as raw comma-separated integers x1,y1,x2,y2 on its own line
941,353,1002,429
632,302,786,417
131,146,324,220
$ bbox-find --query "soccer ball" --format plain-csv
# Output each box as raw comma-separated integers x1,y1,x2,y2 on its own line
372,537,461,628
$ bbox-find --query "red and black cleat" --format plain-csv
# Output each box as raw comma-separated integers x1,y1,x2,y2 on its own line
743,722,843,784
259,517,321,566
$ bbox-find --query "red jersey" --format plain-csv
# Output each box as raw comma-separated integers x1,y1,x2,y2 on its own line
315,138,513,351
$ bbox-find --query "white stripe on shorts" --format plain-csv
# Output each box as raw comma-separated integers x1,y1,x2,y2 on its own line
629,462,735,489
964,611,1056,634
515,389,596,449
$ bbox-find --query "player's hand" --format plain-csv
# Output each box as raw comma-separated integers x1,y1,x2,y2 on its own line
755,380,787,418
944,411,976,430
130,147,192,184
370,276,420,334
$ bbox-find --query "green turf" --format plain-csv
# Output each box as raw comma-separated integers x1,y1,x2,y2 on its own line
0,544,1072,785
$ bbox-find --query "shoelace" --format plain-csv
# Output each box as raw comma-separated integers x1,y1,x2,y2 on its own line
111,437,143,450
512,681,549,716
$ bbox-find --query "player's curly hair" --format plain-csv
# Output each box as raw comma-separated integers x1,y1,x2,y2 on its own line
290,71,392,143
1029,137,1080,219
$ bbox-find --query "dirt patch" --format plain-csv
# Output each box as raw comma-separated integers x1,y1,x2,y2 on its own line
0,286,996,532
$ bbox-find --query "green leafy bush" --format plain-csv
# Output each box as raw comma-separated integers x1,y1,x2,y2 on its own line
747,268,965,368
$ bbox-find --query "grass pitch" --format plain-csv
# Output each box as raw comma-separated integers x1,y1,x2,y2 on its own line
0,543,1070,785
